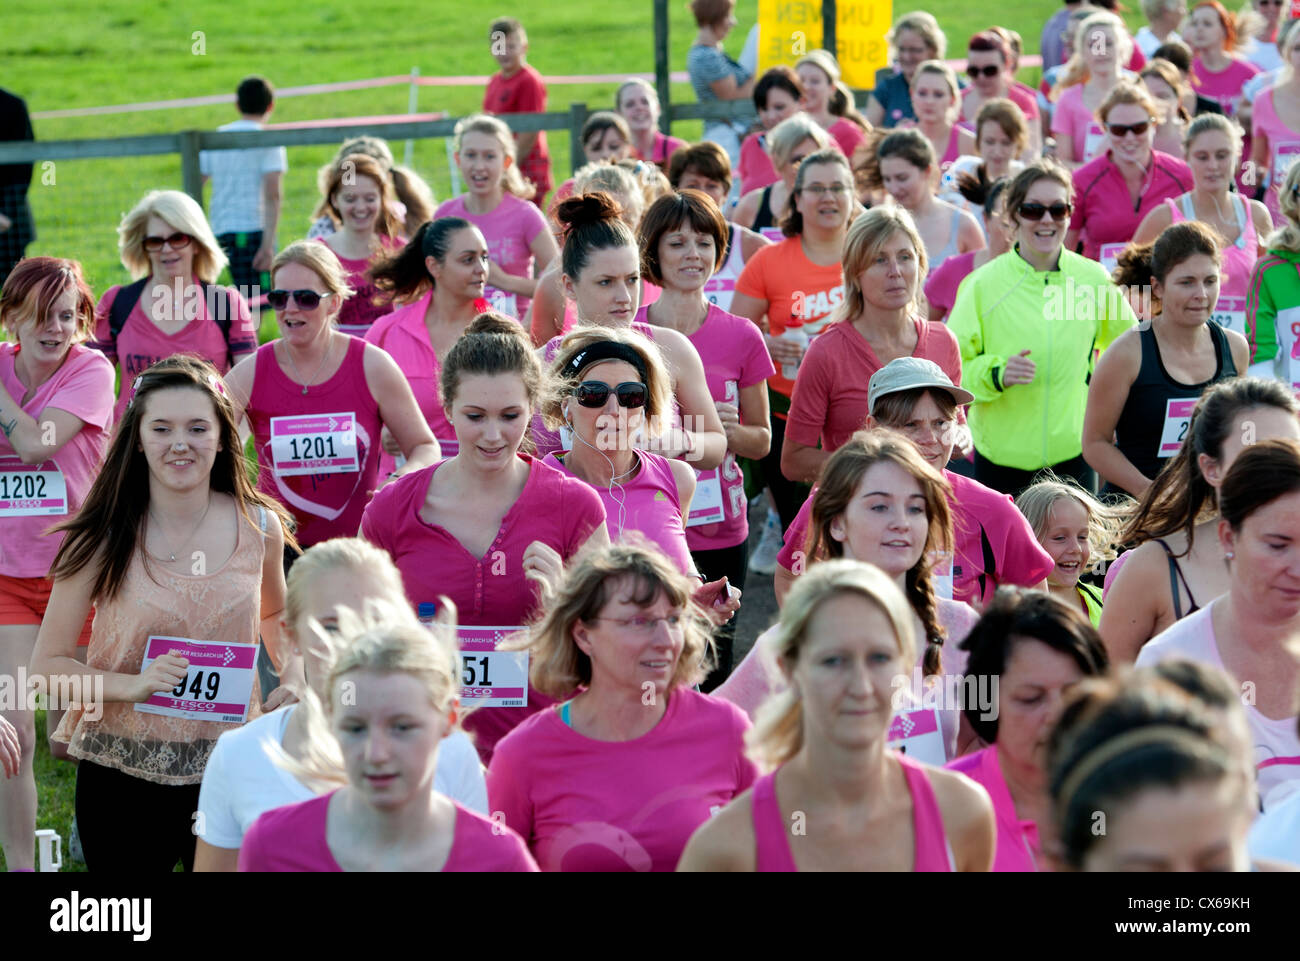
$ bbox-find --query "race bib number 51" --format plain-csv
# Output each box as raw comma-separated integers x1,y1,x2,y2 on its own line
133,636,258,724
457,626,529,708
270,412,359,476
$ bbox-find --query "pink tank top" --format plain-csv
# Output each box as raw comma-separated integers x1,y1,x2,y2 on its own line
313,237,400,336
752,753,955,872
248,336,382,547
940,125,962,170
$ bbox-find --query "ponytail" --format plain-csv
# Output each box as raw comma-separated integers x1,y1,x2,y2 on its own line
369,216,476,306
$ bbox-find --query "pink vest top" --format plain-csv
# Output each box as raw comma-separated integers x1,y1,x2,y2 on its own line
752,753,955,872
248,336,382,547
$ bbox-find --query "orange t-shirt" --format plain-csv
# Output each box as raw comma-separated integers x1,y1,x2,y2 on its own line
733,236,845,397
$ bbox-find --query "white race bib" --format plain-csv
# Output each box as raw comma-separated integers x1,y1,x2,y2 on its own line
133,636,258,724
1098,242,1127,277
685,469,725,527
0,457,67,517
485,286,518,319
887,708,947,766
1158,398,1198,458
270,412,359,476
1273,141,1300,189
457,626,529,708
1210,296,1246,337
1083,122,1107,161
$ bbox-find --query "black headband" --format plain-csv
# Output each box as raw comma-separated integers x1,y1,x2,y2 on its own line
561,341,648,383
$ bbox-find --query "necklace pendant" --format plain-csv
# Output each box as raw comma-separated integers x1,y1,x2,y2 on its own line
168,553,176,563
301,386,309,395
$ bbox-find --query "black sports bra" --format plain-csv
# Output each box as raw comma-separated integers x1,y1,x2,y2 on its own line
1154,537,1201,619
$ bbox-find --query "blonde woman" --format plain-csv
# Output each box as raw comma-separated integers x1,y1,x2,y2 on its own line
195,538,486,871
238,603,537,871
93,189,256,420
487,541,758,872
1051,11,1136,168
908,61,976,175
1247,160,1300,379
795,49,870,160
616,78,688,170
732,113,831,242
307,135,434,241
679,560,995,872
434,114,558,323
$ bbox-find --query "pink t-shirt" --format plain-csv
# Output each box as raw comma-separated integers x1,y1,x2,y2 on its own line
0,344,115,578
1070,150,1193,261
776,470,1055,608
313,236,404,337
486,688,758,871
364,291,456,476
635,304,776,551
360,455,606,764
1136,601,1300,811
542,450,693,575
1251,87,1300,225
246,337,382,547
945,745,1039,871
1191,56,1261,115
1050,85,1107,164
828,118,868,160
963,83,1041,122
434,193,548,321
92,283,257,421
924,251,978,321
738,130,779,194
634,130,689,169
784,318,963,455
237,791,538,871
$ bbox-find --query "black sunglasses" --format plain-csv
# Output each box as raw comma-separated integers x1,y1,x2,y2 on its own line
267,289,332,310
572,381,648,409
1018,201,1073,222
143,232,192,252
967,64,1001,78
1107,120,1152,138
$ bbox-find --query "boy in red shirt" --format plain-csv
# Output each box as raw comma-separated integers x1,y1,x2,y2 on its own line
484,17,553,209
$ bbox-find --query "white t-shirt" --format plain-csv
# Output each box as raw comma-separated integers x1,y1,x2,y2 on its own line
199,118,288,236
1249,788,1300,866
196,705,488,849
1135,601,1300,811
1135,26,1181,60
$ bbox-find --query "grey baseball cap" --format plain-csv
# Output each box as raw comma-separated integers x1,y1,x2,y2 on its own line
867,357,974,415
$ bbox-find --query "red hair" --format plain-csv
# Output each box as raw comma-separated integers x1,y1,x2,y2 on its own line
968,30,1011,65
0,257,97,341
1193,1,1236,52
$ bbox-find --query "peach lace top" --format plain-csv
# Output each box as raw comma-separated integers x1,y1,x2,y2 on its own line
55,505,269,785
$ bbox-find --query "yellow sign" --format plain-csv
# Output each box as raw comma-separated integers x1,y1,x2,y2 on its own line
756,0,892,89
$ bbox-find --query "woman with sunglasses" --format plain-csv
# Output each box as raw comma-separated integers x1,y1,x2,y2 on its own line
961,31,1043,159
737,67,805,195
94,190,257,421
487,541,757,872
1065,82,1192,269
867,12,948,130
1132,114,1269,340
949,161,1137,496
361,314,609,764
225,242,440,556
732,114,831,243
1050,12,1136,169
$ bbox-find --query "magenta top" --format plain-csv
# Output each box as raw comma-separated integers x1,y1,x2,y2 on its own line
828,118,868,160
1252,87,1300,224
923,250,978,321
237,791,539,871
1069,150,1193,261
434,193,548,321
635,303,776,552
313,236,403,336
247,336,382,547
487,688,758,871
945,746,1039,871
753,754,955,871
1190,56,1260,116
633,130,689,168
738,130,779,193
542,450,694,575
364,290,457,476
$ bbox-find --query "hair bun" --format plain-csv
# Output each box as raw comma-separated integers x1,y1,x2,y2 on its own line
465,311,528,341
555,191,622,234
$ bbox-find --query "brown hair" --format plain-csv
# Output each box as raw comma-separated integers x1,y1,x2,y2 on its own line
638,189,729,283
976,98,1030,155
752,66,803,112
807,430,954,676
1140,58,1193,127
1218,438,1300,532
1004,159,1075,230
1111,221,1221,307
369,216,480,306
556,191,637,280
581,111,632,152
0,256,96,341
856,128,935,193
1097,80,1160,128
440,312,552,415
666,141,733,193
321,153,403,242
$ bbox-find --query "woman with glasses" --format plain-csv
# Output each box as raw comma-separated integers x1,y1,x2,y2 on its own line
948,161,1137,496
487,541,758,872
961,31,1043,158
867,12,948,130
1050,12,1135,169
225,242,439,557
1066,82,1192,269
94,190,257,421
732,114,831,243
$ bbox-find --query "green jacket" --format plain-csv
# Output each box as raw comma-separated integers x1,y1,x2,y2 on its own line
947,247,1136,471
1246,247,1300,380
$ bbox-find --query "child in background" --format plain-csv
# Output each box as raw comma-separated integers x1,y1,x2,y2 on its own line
1015,476,1123,626
484,16,553,209
435,114,558,324
200,76,286,294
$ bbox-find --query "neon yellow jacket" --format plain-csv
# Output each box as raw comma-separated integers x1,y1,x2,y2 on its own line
947,247,1137,471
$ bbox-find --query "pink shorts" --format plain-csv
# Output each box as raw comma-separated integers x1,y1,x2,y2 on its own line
0,573,94,646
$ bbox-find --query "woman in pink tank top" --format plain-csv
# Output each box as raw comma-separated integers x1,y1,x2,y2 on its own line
909,62,976,177
225,242,440,553
31,355,294,871
1251,27,1300,224
1132,114,1271,339
679,560,995,872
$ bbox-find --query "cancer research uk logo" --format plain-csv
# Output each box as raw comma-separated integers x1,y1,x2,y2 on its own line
50,892,151,941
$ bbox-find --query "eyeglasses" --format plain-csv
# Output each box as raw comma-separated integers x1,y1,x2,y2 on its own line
1017,201,1073,222
143,232,192,252
1259,0,1284,7
572,381,648,409
591,613,685,634
267,289,334,310
967,64,1002,78
896,45,930,57
1106,120,1153,138
801,184,851,197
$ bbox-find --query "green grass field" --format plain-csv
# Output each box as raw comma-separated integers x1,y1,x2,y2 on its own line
2,0,1063,872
